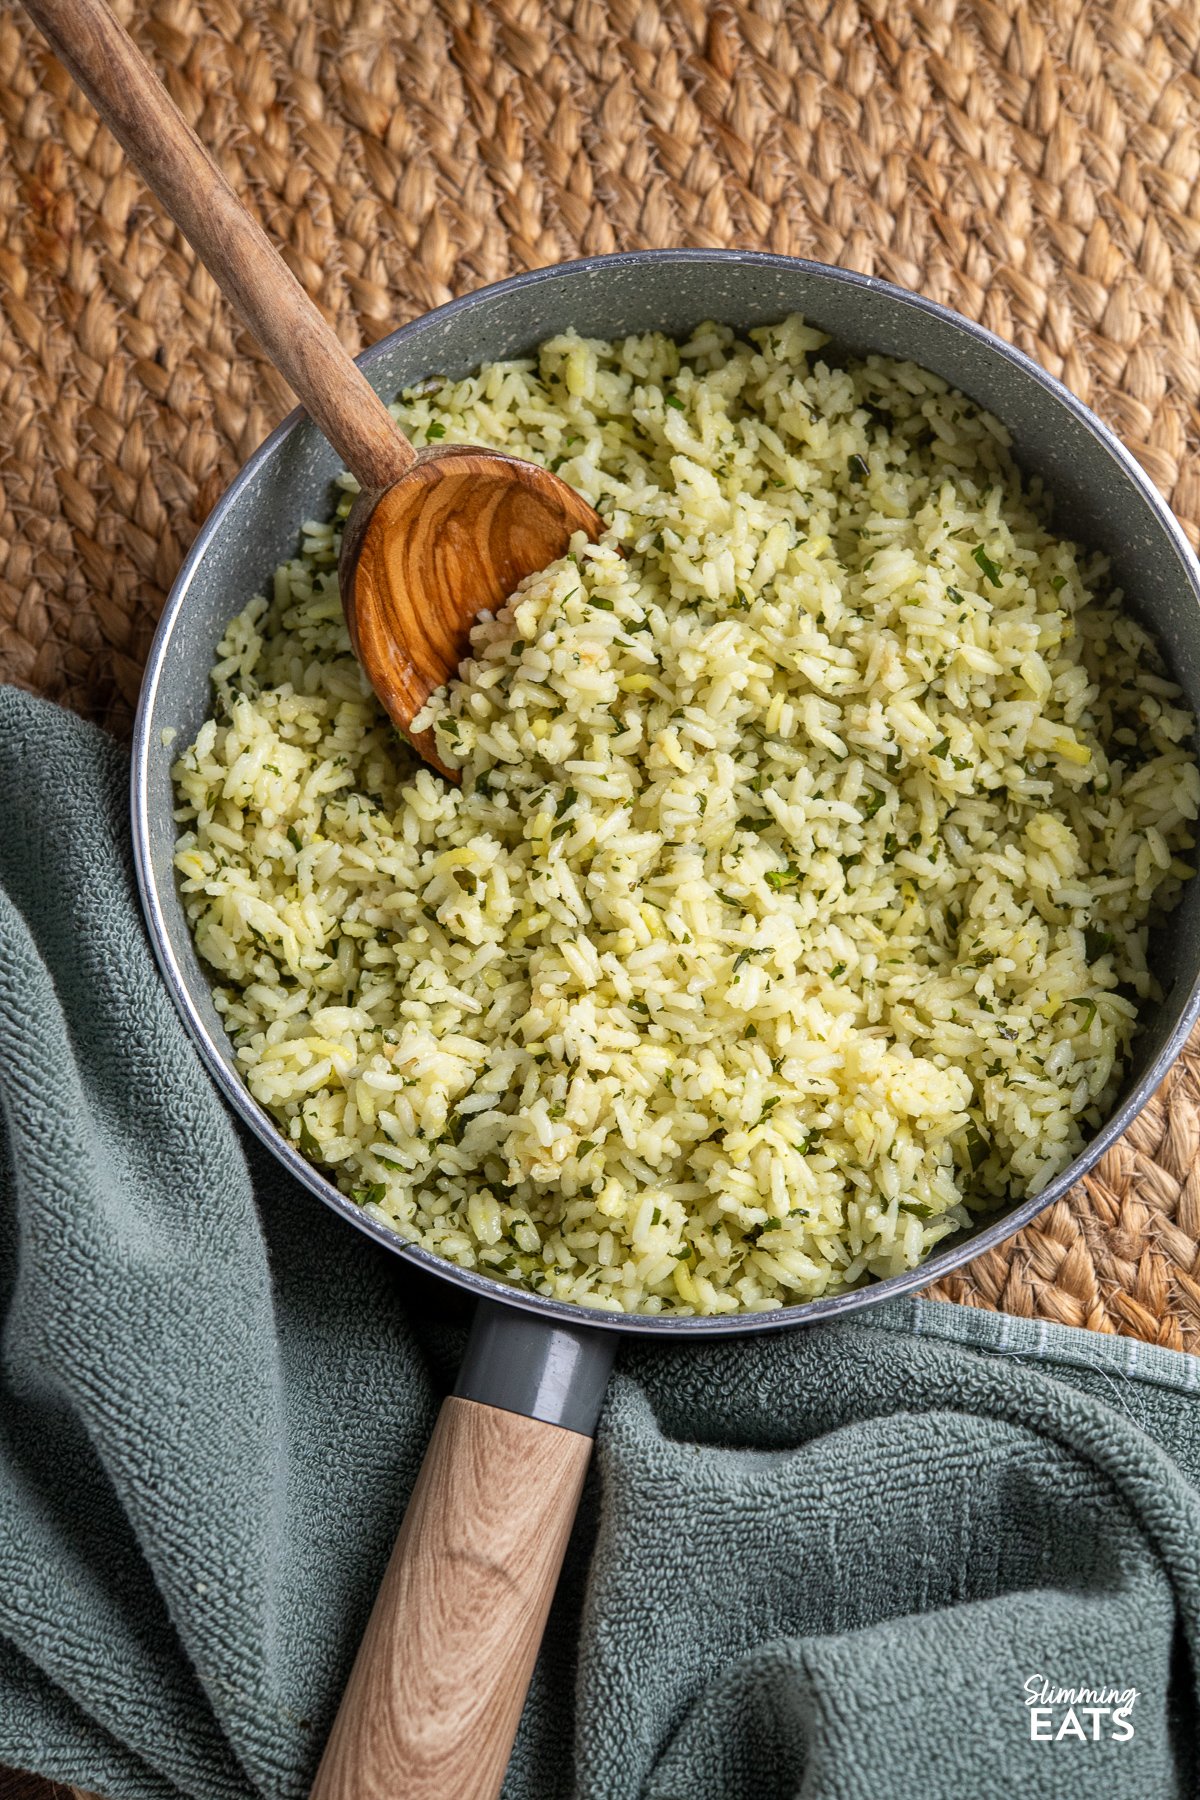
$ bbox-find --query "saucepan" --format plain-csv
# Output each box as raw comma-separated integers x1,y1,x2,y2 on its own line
132,250,1200,1799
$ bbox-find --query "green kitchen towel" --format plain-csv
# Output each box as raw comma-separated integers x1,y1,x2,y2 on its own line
2,682,1200,1800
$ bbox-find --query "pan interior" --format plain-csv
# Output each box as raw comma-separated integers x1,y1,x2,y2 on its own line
134,250,1200,1336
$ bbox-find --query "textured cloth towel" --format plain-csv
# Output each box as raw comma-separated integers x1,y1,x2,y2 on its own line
2,683,1200,1800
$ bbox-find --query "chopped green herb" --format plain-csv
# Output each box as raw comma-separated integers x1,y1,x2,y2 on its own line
556,786,578,817
847,452,869,481
1071,996,1098,1028
665,393,685,411
1084,926,1114,961
424,421,446,440
973,545,1002,586
1051,574,1067,592
577,1140,597,1156
287,825,303,852
963,1120,989,1170
765,866,799,891
830,962,846,979
931,737,951,760
590,596,615,611
550,820,572,840
861,790,886,820
351,1182,386,1207
733,948,760,972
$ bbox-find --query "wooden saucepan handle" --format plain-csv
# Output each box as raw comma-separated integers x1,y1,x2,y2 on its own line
310,1395,593,1800
19,0,415,492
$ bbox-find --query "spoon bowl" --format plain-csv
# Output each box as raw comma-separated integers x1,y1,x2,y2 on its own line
341,446,605,778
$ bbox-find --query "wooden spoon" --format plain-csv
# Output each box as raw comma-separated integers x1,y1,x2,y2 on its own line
22,0,604,781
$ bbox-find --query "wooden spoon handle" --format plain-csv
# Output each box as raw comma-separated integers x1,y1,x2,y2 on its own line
310,1396,592,1800
20,0,415,491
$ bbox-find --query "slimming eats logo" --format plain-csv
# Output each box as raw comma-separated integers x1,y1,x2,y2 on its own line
1024,1674,1138,1742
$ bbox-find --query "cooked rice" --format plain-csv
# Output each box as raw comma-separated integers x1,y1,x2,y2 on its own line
172,317,1199,1316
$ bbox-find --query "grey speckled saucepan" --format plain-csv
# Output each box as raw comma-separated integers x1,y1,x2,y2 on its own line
135,249,1200,1375
131,250,1200,1786
135,251,1200,1381
134,249,1200,1793
135,246,1200,1792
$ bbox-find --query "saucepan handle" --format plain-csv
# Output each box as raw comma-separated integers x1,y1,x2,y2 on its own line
310,1303,616,1800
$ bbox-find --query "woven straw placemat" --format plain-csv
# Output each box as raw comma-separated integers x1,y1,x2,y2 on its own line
3,0,1200,1358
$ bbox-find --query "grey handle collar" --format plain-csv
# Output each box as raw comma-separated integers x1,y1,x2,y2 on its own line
454,1301,617,1436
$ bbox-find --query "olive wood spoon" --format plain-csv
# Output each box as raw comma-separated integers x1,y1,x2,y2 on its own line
22,0,604,780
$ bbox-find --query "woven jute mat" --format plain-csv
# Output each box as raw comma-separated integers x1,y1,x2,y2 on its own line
3,0,1200,1356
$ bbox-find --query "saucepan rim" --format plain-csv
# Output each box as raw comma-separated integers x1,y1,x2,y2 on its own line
132,246,1200,1338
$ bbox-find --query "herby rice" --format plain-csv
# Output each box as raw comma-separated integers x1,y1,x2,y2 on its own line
173,317,1199,1315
